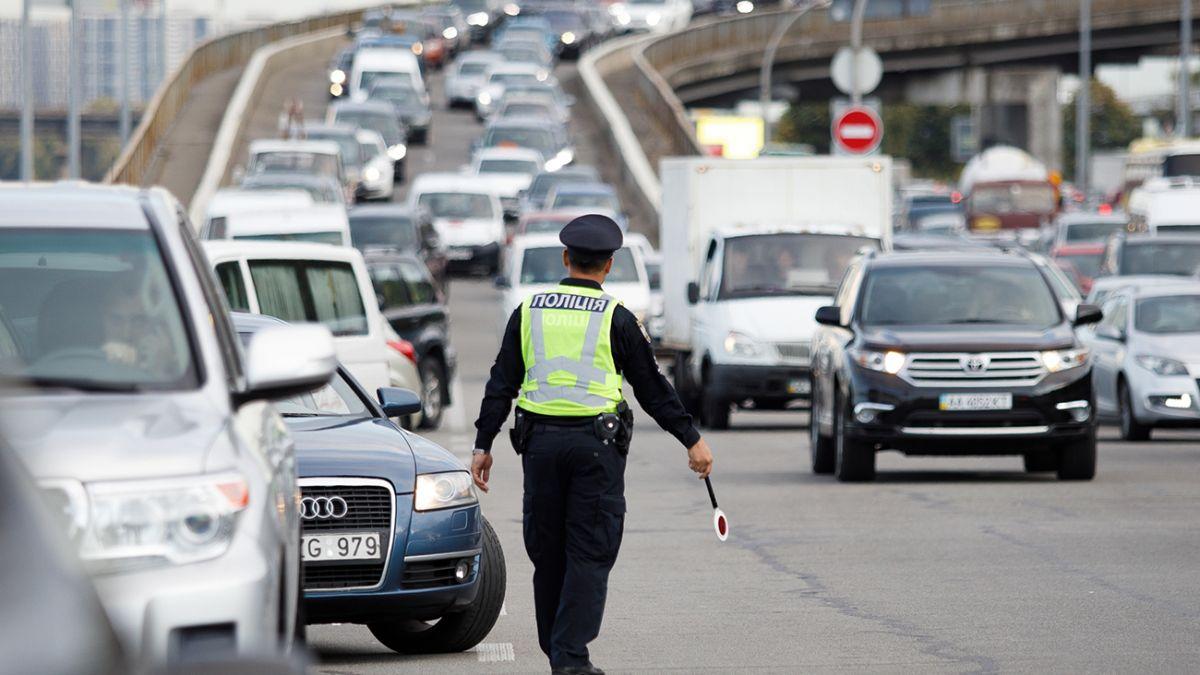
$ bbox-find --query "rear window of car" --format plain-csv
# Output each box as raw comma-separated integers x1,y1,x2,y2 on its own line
245,260,368,336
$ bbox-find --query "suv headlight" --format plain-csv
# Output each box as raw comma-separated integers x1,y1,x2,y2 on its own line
1041,347,1090,373
1135,354,1189,376
414,471,477,512
850,348,906,375
80,474,248,573
723,331,763,358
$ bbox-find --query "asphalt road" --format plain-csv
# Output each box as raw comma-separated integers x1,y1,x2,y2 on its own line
298,54,1200,674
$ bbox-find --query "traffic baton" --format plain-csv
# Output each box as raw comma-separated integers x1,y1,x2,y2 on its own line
705,476,728,542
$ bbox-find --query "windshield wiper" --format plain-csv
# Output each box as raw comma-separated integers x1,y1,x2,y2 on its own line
280,412,322,418
944,318,1009,324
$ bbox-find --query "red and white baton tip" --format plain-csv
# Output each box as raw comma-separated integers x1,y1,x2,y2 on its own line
712,508,728,542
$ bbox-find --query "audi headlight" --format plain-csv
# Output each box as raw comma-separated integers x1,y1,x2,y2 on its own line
1135,354,1189,376
388,144,407,161
561,31,576,45
329,68,346,85
80,474,248,573
850,348,906,375
1041,347,1090,373
723,331,763,358
414,472,477,512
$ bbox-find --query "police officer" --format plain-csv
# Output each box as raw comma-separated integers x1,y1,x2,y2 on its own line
471,214,714,675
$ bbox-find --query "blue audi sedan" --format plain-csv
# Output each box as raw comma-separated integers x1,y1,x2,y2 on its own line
233,314,505,654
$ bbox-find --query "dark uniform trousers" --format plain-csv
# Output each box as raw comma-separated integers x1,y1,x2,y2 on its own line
521,422,627,668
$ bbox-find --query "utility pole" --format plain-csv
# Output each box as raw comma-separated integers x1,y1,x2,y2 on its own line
20,0,34,181
1076,0,1091,196
160,0,169,88
1181,0,1194,137
849,0,868,106
67,0,81,179
119,0,131,144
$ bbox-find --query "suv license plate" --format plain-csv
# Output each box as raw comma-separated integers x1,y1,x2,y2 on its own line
787,378,811,395
303,532,381,561
939,393,1012,411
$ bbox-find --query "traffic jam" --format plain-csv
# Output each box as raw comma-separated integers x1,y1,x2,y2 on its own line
3,0,1200,673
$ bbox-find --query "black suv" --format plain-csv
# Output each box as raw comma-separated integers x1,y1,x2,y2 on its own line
809,250,1103,482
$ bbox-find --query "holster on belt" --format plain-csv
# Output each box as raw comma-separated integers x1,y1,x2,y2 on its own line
596,401,634,456
510,409,534,455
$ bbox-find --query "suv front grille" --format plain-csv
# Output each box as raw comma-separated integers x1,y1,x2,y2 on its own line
775,342,811,363
300,480,394,591
902,352,1046,387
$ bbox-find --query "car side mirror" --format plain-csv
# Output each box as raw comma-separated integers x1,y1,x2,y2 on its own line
814,305,843,327
1073,303,1103,327
494,275,511,289
1094,324,1124,341
377,387,423,417
686,282,700,305
238,324,337,405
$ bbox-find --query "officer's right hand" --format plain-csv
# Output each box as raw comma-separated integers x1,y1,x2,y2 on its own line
471,452,493,493
687,438,713,479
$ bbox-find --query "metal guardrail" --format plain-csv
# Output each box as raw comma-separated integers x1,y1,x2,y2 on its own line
104,9,367,186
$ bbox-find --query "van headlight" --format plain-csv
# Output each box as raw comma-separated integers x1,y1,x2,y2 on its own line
414,472,477,512
850,348,906,375
329,69,346,85
364,167,381,182
1041,347,1090,373
724,331,763,358
388,144,407,161
1135,354,1188,376
80,474,249,573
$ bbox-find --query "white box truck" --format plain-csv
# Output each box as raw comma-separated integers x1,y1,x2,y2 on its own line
660,156,893,429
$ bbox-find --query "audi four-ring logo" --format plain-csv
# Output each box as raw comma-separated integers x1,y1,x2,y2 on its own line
301,496,349,520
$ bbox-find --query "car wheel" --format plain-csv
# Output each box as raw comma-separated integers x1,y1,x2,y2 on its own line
368,517,507,654
834,392,875,482
1119,380,1151,441
810,395,835,475
417,357,445,430
1057,427,1097,481
1022,452,1058,473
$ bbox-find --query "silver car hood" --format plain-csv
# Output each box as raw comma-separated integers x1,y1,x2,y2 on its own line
2,391,227,483
1133,332,1200,370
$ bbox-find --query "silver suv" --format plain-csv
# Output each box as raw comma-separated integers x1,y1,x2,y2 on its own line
0,183,335,665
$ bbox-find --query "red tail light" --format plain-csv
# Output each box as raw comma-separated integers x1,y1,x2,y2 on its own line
388,339,418,364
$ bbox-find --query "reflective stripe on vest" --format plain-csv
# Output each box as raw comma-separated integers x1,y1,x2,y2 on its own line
516,285,623,416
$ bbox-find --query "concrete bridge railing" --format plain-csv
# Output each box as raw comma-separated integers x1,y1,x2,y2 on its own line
104,9,367,187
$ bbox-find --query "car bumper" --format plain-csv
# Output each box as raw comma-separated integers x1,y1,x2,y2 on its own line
843,365,1095,453
708,363,811,406
445,242,500,271
93,530,279,665
306,503,482,624
1125,370,1200,426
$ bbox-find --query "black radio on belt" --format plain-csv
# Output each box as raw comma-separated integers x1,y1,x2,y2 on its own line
595,401,633,455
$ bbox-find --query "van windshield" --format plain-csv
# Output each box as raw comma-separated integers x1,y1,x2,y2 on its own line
719,233,876,299
418,192,495,219
0,228,197,390
860,265,1061,327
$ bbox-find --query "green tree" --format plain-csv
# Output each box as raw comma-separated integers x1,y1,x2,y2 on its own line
1063,78,1141,179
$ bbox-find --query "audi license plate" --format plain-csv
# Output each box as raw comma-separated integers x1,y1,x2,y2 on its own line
938,393,1013,411
302,532,381,562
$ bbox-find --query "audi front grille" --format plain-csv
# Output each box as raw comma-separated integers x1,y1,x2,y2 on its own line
299,478,395,592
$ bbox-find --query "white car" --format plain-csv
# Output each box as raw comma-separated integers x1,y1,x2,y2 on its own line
356,128,395,201
245,139,350,201
350,48,427,104
470,146,544,216
474,62,554,120
202,240,392,396
408,172,506,274
618,0,693,33
624,232,665,341
497,233,652,326
203,204,352,247
201,188,314,238
444,50,505,106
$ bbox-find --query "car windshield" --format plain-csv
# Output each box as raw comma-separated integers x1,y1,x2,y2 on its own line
522,219,566,235
349,214,418,250
371,87,422,109
501,47,542,63
860,265,1061,327
418,192,495,219
503,102,554,118
334,109,403,146
1122,241,1200,275
305,133,361,170
252,151,338,179
1057,251,1104,278
491,72,540,87
479,159,539,174
719,233,876,299
235,232,345,246
0,228,197,390
542,10,584,29
529,172,591,202
970,183,1056,214
485,127,554,154
1135,295,1200,334
243,178,341,204
521,247,638,285
1162,153,1200,177
276,369,370,418
458,61,489,76
553,192,617,211
359,70,412,93
1066,221,1125,242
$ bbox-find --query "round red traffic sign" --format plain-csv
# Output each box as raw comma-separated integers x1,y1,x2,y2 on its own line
832,106,883,154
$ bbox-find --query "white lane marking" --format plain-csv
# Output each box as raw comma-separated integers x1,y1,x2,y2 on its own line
448,376,468,433
472,642,515,662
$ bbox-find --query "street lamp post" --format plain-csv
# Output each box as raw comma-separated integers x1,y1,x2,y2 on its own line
119,0,131,144
849,0,868,106
68,0,81,178
759,8,811,147
1181,0,1194,137
20,0,34,181
1077,0,1091,196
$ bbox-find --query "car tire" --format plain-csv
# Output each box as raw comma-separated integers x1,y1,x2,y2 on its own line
369,517,507,654
417,357,445,430
1119,380,1151,441
701,391,730,430
1057,427,1097,481
834,393,875,482
810,396,835,475
1022,452,1058,473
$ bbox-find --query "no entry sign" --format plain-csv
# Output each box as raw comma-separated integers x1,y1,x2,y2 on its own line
832,106,883,155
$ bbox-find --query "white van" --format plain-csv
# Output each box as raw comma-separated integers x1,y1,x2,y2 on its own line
350,48,427,103
201,188,313,238
407,172,505,273
202,240,391,395
204,204,352,247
